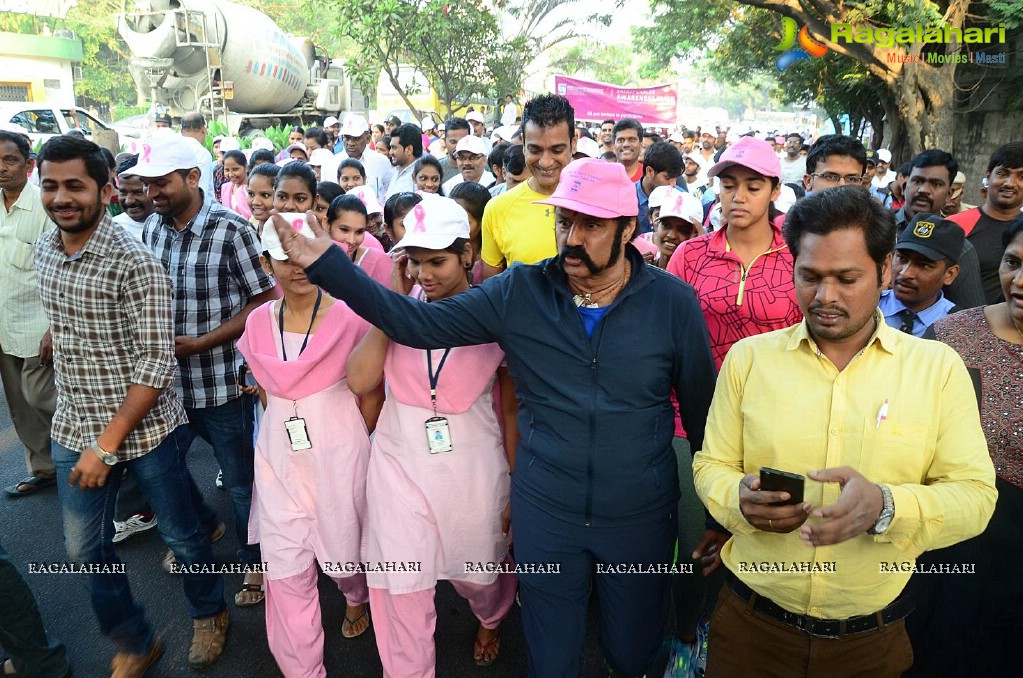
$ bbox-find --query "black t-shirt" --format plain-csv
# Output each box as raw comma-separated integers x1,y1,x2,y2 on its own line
968,208,1021,304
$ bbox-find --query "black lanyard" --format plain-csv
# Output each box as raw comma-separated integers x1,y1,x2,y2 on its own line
426,348,452,415
278,289,322,361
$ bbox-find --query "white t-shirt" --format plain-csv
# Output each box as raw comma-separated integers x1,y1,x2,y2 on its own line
779,155,807,185
179,136,215,198
112,212,148,242
872,170,897,189
692,149,717,172
501,103,518,127
324,149,394,202
443,170,495,196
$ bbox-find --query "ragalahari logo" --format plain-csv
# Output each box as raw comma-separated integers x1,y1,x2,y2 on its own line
774,17,830,72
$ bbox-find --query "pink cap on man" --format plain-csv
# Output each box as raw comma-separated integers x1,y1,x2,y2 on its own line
536,158,639,219
707,136,781,180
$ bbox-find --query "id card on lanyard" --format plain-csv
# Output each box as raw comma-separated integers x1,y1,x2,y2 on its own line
279,291,321,452
426,348,453,453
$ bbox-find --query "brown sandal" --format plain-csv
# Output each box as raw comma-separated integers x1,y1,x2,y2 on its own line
473,627,501,667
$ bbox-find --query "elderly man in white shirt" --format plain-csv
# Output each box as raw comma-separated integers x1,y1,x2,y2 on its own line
0,129,58,497
323,114,393,202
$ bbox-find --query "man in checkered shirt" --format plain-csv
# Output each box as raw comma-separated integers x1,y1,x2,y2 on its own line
34,135,229,672
137,134,276,603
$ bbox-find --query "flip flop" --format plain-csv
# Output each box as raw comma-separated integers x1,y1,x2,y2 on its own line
341,607,369,639
473,627,501,667
234,582,265,607
4,475,56,498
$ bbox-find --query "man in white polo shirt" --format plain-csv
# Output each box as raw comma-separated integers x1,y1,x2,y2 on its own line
442,135,496,194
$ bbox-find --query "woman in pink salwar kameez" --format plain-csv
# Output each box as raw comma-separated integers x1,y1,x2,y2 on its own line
347,196,519,676
325,194,393,286
237,219,382,678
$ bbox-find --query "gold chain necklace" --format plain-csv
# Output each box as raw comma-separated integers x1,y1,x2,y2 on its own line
572,260,631,308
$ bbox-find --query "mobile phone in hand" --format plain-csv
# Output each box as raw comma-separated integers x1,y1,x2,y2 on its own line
760,467,804,506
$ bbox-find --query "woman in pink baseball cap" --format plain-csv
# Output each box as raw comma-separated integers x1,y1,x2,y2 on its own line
666,136,802,368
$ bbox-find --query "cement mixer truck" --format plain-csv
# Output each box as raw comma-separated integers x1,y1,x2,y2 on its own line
116,0,363,135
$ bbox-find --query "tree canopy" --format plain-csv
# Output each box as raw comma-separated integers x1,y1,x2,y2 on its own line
322,0,588,116
640,0,1022,159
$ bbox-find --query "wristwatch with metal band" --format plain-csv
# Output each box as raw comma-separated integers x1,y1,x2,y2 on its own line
867,483,894,535
91,441,119,466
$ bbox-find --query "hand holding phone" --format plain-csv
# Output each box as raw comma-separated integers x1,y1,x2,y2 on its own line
738,469,812,533
760,467,805,506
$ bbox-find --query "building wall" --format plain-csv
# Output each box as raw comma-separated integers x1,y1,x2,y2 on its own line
0,54,76,106
951,33,1022,207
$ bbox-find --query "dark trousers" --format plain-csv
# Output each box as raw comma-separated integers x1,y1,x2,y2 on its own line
185,395,260,565
706,585,913,678
671,436,724,640
511,489,675,677
905,477,1023,676
0,540,69,678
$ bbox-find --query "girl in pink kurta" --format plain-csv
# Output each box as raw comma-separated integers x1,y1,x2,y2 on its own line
326,193,394,285
347,196,519,676
237,219,378,678
220,149,252,219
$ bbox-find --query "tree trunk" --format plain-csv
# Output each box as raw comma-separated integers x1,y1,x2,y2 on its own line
891,45,957,158
829,113,843,135
868,104,886,151
886,0,963,159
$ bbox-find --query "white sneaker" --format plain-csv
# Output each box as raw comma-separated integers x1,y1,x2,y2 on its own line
215,470,224,489
113,512,158,544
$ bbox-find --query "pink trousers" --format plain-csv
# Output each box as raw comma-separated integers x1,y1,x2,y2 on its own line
369,573,517,678
265,564,369,678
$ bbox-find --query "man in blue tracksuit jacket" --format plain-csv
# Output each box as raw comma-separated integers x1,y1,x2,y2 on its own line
277,157,717,676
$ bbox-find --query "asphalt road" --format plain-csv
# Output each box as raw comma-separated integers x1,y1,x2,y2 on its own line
0,390,618,677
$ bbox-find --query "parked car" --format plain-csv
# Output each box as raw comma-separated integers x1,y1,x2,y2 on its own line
0,102,138,148
109,114,150,142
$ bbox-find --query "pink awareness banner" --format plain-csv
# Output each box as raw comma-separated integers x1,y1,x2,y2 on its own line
554,75,678,126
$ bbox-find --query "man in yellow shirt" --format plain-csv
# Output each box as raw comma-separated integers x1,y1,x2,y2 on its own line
693,185,996,676
480,94,575,278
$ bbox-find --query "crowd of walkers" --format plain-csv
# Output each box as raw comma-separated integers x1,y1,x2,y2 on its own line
0,92,1020,678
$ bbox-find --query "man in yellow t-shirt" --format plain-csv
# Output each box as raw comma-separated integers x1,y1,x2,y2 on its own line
481,93,575,278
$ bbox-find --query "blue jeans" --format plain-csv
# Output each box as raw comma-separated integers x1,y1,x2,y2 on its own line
0,539,70,677
186,394,260,565
53,425,225,654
